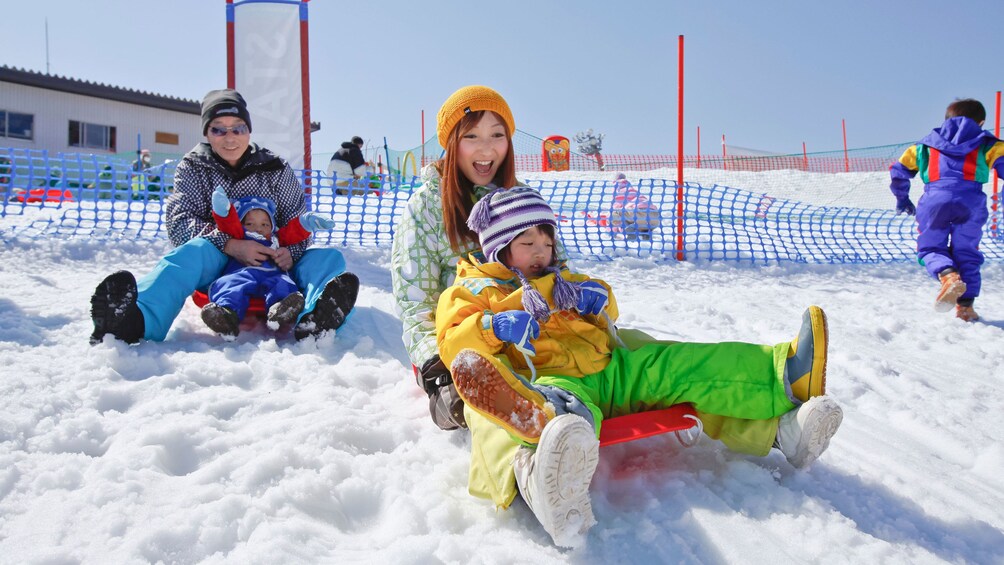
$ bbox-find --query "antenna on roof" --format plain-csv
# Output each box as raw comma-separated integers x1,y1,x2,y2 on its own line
45,18,50,74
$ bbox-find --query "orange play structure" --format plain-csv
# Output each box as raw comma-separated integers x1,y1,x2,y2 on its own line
542,135,570,172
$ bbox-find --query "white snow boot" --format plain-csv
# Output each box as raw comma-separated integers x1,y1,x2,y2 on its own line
775,396,843,468
514,414,600,548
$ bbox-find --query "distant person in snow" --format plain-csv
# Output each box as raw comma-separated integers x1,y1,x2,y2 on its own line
609,172,662,240
132,149,152,172
131,149,162,195
327,136,372,191
89,88,359,345
890,98,1004,322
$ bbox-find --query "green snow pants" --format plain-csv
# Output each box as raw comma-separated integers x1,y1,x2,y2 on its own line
467,330,792,508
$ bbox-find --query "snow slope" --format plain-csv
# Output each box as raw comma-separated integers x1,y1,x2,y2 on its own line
1,169,1003,564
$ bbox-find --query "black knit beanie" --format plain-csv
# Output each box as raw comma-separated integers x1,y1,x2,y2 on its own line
201,89,252,135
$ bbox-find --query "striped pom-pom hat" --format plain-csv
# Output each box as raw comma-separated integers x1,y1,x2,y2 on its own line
467,187,557,264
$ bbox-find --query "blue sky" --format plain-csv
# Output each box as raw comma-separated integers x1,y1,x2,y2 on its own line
3,0,1002,157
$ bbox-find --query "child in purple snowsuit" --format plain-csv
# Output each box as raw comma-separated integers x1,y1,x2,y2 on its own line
890,98,1004,321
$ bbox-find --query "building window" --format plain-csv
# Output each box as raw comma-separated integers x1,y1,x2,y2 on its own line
155,131,179,145
0,110,34,140
69,120,117,151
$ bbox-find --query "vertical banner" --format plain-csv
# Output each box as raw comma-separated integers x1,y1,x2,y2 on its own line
226,0,311,172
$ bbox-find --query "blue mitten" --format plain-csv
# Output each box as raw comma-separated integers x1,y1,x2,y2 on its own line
491,311,540,356
895,196,916,216
300,212,335,232
576,280,609,315
211,185,231,217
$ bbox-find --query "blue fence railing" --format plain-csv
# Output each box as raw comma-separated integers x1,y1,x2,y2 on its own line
2,148,1002,264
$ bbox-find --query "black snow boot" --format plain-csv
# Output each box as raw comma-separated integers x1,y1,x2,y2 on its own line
201,303,240,339
294,272,359,340
267,292,305,326
89,270,145,345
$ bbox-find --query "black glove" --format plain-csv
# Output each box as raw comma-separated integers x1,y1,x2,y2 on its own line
417,355,467,430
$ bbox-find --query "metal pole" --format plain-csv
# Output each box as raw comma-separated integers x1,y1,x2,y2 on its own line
696,125,701,169
45,18,50,74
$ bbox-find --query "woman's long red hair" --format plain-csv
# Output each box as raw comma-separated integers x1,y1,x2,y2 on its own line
437,111,517,253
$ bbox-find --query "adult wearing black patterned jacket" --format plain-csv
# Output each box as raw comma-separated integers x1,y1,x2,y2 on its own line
89,89,358,344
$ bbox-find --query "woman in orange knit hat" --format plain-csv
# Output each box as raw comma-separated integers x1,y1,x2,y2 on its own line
391,85,521,433
389,85,811,546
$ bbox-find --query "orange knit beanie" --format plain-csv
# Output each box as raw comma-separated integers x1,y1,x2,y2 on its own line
436,85,515,148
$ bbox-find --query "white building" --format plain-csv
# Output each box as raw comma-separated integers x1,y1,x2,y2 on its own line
1,65,203,160
1,65,322,165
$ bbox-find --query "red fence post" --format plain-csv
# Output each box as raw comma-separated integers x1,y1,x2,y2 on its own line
842,119,849,173
993,91,1001,236
721,134,728,171
676,34,686,261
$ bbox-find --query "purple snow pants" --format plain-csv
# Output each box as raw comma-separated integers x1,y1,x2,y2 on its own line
915,188,988,300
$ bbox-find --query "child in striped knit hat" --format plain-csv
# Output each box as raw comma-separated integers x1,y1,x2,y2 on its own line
435,186,843,548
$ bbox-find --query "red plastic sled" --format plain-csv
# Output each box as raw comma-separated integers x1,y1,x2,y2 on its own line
410,359,701,448
599,404,699,447
191,290,266,317
13,188,75,203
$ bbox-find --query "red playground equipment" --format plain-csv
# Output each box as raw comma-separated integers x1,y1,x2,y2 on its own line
542,135,570,172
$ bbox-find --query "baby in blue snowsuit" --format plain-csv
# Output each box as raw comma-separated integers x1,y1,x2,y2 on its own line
203,189,333,338
890,98,1004,322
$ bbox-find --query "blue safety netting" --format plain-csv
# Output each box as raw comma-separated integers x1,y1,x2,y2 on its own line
2,148,1002,264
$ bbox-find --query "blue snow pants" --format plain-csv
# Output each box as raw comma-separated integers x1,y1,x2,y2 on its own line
135,238,346,341
208,267,299,321
915,188,987,300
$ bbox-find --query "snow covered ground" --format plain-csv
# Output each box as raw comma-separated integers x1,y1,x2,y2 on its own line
2,169,1003,564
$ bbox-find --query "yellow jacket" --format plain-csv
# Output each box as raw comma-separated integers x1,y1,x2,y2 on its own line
436,253,619,379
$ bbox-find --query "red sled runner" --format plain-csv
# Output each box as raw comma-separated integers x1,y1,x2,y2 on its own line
599,403,700,447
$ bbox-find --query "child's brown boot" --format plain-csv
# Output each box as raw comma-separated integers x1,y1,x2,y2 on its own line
449,349,555,445
955,304,980,322
935,269,966,312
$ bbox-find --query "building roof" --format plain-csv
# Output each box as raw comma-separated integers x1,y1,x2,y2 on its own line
0,65,320,131
1,65,201,114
